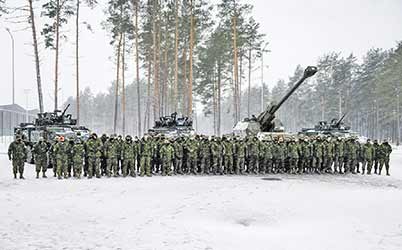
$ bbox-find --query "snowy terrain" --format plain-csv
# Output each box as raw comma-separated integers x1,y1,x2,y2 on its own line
0,144,402,250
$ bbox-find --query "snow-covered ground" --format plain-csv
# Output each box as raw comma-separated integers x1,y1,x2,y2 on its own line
0,146,402,250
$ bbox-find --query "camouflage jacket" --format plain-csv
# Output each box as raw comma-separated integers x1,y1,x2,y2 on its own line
8,141,27,161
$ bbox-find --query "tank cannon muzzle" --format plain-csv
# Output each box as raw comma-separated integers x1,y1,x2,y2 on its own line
304,66,318,78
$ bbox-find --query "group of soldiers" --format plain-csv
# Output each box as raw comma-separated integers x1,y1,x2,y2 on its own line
8,133,393,180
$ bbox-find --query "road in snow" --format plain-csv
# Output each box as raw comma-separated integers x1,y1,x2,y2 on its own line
0,146,401,250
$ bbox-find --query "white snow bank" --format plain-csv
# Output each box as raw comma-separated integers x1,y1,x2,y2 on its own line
0,148,401,250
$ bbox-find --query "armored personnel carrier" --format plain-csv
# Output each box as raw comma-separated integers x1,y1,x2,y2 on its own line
298,113,359,139
148,112,195,138
233,66,318,138
14,104,90,146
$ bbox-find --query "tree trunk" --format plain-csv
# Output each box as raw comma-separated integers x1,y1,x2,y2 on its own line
54,0,61,111
122,34,126,136
145,60,152,131
174,0,179,113
152,0,160,121
28,0,44,113
134,0,141,136
182,42,188,115
239,52,242,118
217,62,222,137
232,14,239,124
75,0,80,123
213,66,217,135
188,0,194,118
247,48,251,117
113,33,123,134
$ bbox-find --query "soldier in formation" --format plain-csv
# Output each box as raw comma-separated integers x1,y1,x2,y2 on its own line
7,133,394,179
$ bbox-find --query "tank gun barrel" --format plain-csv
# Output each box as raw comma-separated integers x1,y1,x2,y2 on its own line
61,104,70,117
257,66,317,131
335,113,347,127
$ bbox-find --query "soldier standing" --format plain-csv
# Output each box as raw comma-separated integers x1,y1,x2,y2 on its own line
185,137,198,174
122,135,136,177
32,137,49,178
210,136,221,175
105,135,120,177
173,137,184,174
140,136,152,177
72,139,85,178
261,139,273,174
312,137,323,174
199,136,211,175
8,136,28,179
334,137,344,174
287,137,299,174
53,136,69,179
67,138,75,177
160,139,174,176
275,137,287,174
361,139,374,175
323,137,334,173
378,140,392,176
235,137,247,174
373,139,380,174
222,136,234,174
346,138,358,174
100,134,108,176
85,133,102,179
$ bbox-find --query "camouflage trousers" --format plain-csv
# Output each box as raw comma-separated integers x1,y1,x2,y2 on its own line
56,158,68,178
161,158,173,176
288,158,298,174
122,158,136,177
223,155,233,174
35,158,47,173
248,156,259,174
73,160,83,178
346,158,357,173
379,157,390,175
12,160,24,175
323,156,333,173
174,158,183,174
186,156,197,174
361,159,373,174
107,158,119,177
88,157,101,178
260,158,273,174
199,156,210,174
312,157,322,172
140,156,151,177
211,156,221,174
333,156,343,173
236,157,245,174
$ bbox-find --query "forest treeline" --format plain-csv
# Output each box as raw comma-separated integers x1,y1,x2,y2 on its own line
1,1,401,143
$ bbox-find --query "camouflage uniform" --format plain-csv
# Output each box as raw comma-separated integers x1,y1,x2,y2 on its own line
100,134,108,176
334,138,345,173
53,139,69,179
173,138,184,174
49,140,58,177
345,139,358,174
8,138,27,179
210,137,221,175
361,140,374,174
299,139,312,173
378,142,392,176
185,138,198,174
105,137,120,177
287,140,299,174
234,138,247,174
199,137,211,174
312,138,323,173
222,137,234,174
373,140,380,174
261,141,273,174
160,141,174,176
32,139,49,178
122,136,137,177
274,140,287,174
85,134,102,178
66,139,75,177
247,137,260,174
323,138,334,173
355,141,362,173
140,137,152,177
72,140,85,178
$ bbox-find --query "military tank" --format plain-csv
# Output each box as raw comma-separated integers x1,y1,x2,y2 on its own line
233,66,318,138
148,112,195,138
14,104,91,146
298,113,359,139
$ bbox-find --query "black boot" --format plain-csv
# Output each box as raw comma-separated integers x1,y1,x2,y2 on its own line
43,173,47,178
13,173,17,179
20,174,25,179
36,172,39,179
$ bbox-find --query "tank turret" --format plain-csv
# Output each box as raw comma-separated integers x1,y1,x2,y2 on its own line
233,66,317,136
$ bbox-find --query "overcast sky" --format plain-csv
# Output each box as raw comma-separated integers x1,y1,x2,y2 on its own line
0,0,401,111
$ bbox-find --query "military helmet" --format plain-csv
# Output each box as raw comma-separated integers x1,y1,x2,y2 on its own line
126,135,132,140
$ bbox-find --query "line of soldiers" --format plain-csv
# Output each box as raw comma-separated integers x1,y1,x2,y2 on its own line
8,133,393,180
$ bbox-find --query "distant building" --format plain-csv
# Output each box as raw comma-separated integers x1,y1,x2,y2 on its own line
0,104,37,136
